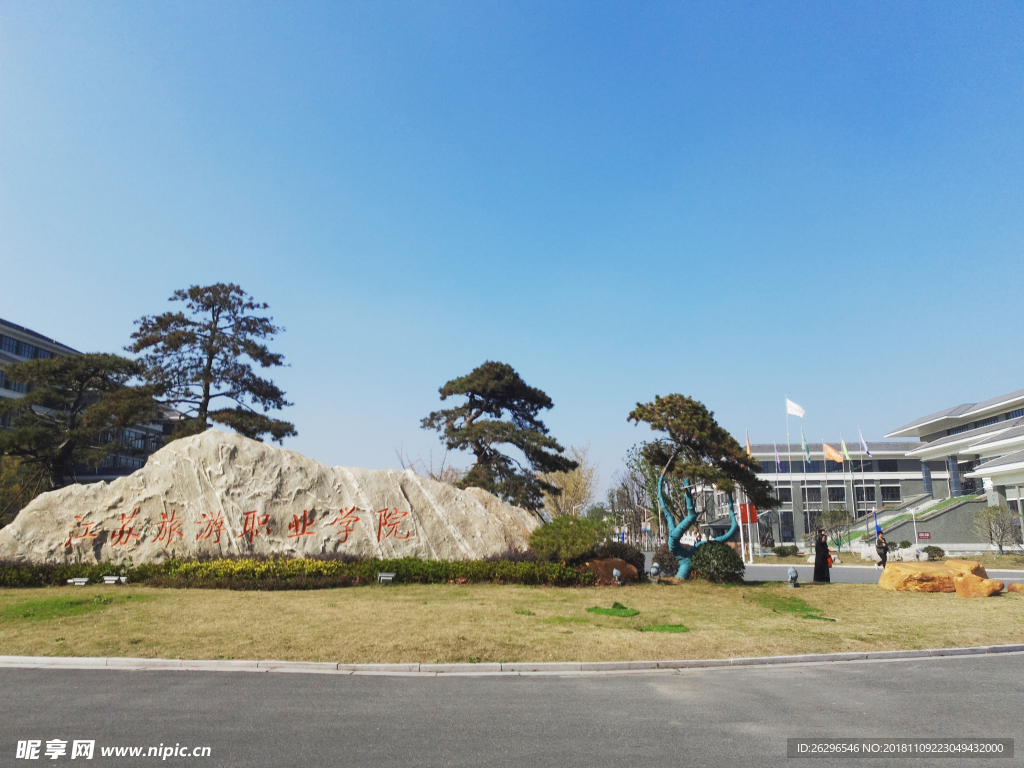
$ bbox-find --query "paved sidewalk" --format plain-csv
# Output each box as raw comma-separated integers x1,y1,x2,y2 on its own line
1,644,1021,677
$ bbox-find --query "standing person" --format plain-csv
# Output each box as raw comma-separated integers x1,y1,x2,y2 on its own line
875,533,888,570
813,529,831,583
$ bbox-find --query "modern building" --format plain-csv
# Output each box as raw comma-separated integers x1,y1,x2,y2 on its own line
885,388,1024,513
0,317,166,482
748,441,936,543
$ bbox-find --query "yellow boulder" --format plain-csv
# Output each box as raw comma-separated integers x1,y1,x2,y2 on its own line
1007,582,1024,594
944,559,988,578
953,572,1003,598
879,562,960,592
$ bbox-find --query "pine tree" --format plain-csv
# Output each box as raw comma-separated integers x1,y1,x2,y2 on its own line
421,361,576,511
128,283,296,442
0,354,156,489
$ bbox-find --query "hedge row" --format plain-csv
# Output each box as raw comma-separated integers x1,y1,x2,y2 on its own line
0,557,598,590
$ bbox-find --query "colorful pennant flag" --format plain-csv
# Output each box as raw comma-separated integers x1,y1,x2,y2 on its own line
800,429,811,462
823,443,843,463
774,443,782,473
858,427,872,458
840,436,852,462
746,430,752,459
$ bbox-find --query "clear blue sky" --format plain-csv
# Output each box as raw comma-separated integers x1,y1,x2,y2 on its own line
2,1,1021,494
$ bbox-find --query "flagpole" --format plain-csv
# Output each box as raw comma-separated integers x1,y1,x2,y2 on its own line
821,437,827,539
785,396,793,545
802,432,808,550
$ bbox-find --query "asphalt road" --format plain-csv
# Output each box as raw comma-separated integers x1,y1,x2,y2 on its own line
745,564,1024,586
2,655,1022,768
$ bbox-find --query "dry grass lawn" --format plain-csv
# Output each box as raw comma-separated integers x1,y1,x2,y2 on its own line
2,581,1023,664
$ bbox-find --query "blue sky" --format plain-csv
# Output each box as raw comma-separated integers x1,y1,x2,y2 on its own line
2,1,1021,493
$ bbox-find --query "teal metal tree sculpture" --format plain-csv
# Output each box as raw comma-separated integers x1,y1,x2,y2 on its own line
629,394,778,580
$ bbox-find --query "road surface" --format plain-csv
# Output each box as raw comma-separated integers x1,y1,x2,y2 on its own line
2,654,1021,767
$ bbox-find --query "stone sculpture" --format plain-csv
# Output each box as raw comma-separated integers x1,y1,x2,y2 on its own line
0,431,542,565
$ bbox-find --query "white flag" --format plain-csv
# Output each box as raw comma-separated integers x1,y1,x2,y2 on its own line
785,398,805,418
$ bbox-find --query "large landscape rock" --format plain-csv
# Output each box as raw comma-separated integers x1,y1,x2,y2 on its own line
953,572,1004,598
0,431,542,565
878,560,988,593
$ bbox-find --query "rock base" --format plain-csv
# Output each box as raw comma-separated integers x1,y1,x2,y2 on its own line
878,560,988,593
583,558,640,585
953,572,1004,598
1007,583,1024,594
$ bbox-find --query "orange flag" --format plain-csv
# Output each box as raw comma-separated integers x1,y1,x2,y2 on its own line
823,443,843,463
746,430,752,459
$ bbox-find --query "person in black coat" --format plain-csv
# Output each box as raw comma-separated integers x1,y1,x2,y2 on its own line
812,529,831,583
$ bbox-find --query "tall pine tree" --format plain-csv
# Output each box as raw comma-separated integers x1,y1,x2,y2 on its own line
128,283,296,442
421,361,576,511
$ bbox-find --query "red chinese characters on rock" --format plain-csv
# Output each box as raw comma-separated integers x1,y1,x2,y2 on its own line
377,508,413,542
110,509,141,548
327,507,361,543
154,511,185,544
196,511,226,543
239,510,272,543
288,510,317,539
64,516,99,549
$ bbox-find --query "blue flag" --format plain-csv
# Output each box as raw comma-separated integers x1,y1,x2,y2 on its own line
859,427,872,458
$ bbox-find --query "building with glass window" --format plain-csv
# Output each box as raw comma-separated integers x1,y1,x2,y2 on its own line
0,317,167,482
885,388,1024,510
748,441,936,543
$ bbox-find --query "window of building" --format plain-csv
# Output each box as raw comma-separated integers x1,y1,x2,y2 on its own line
877,459,898,472
35,349,52,359
758,461,773,474
0,336,15,354
825,460,844,472
0,370,27,394
880,485,902,502
780,511,794,543
1007,408,1024,420
773,487,793,503
15,340,36,358
855,486,876,502
947,425,970,436
974,416,998,429
827,486,846,502
802,487,822,503
850,460,873,472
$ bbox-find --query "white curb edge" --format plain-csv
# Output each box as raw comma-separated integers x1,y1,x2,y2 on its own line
0,644,1021,676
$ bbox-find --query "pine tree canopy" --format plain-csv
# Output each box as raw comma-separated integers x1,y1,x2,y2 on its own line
628,394,777,509
127,283,296,443
421,361,577,511
0,353,156,489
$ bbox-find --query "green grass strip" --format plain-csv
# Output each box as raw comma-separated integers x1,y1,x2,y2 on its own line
586,601,639,617
638,624,689,633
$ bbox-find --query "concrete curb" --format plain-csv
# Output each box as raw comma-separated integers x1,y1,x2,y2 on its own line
0,644,1022,677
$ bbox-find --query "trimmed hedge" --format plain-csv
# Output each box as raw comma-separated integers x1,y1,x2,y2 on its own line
0,557,598,590
690,542,745,583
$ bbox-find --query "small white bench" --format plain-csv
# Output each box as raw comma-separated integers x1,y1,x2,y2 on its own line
377,572,396,585
66,578,89,586
103,576,127,585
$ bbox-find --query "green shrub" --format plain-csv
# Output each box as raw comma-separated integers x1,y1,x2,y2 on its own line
898,540,912,549
772,545,799,558
653,545,679,577
528,517,611,563
922,545,945,561
886,541,899,552
587,541,645,575
690,542,745,583
0,557,598,589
